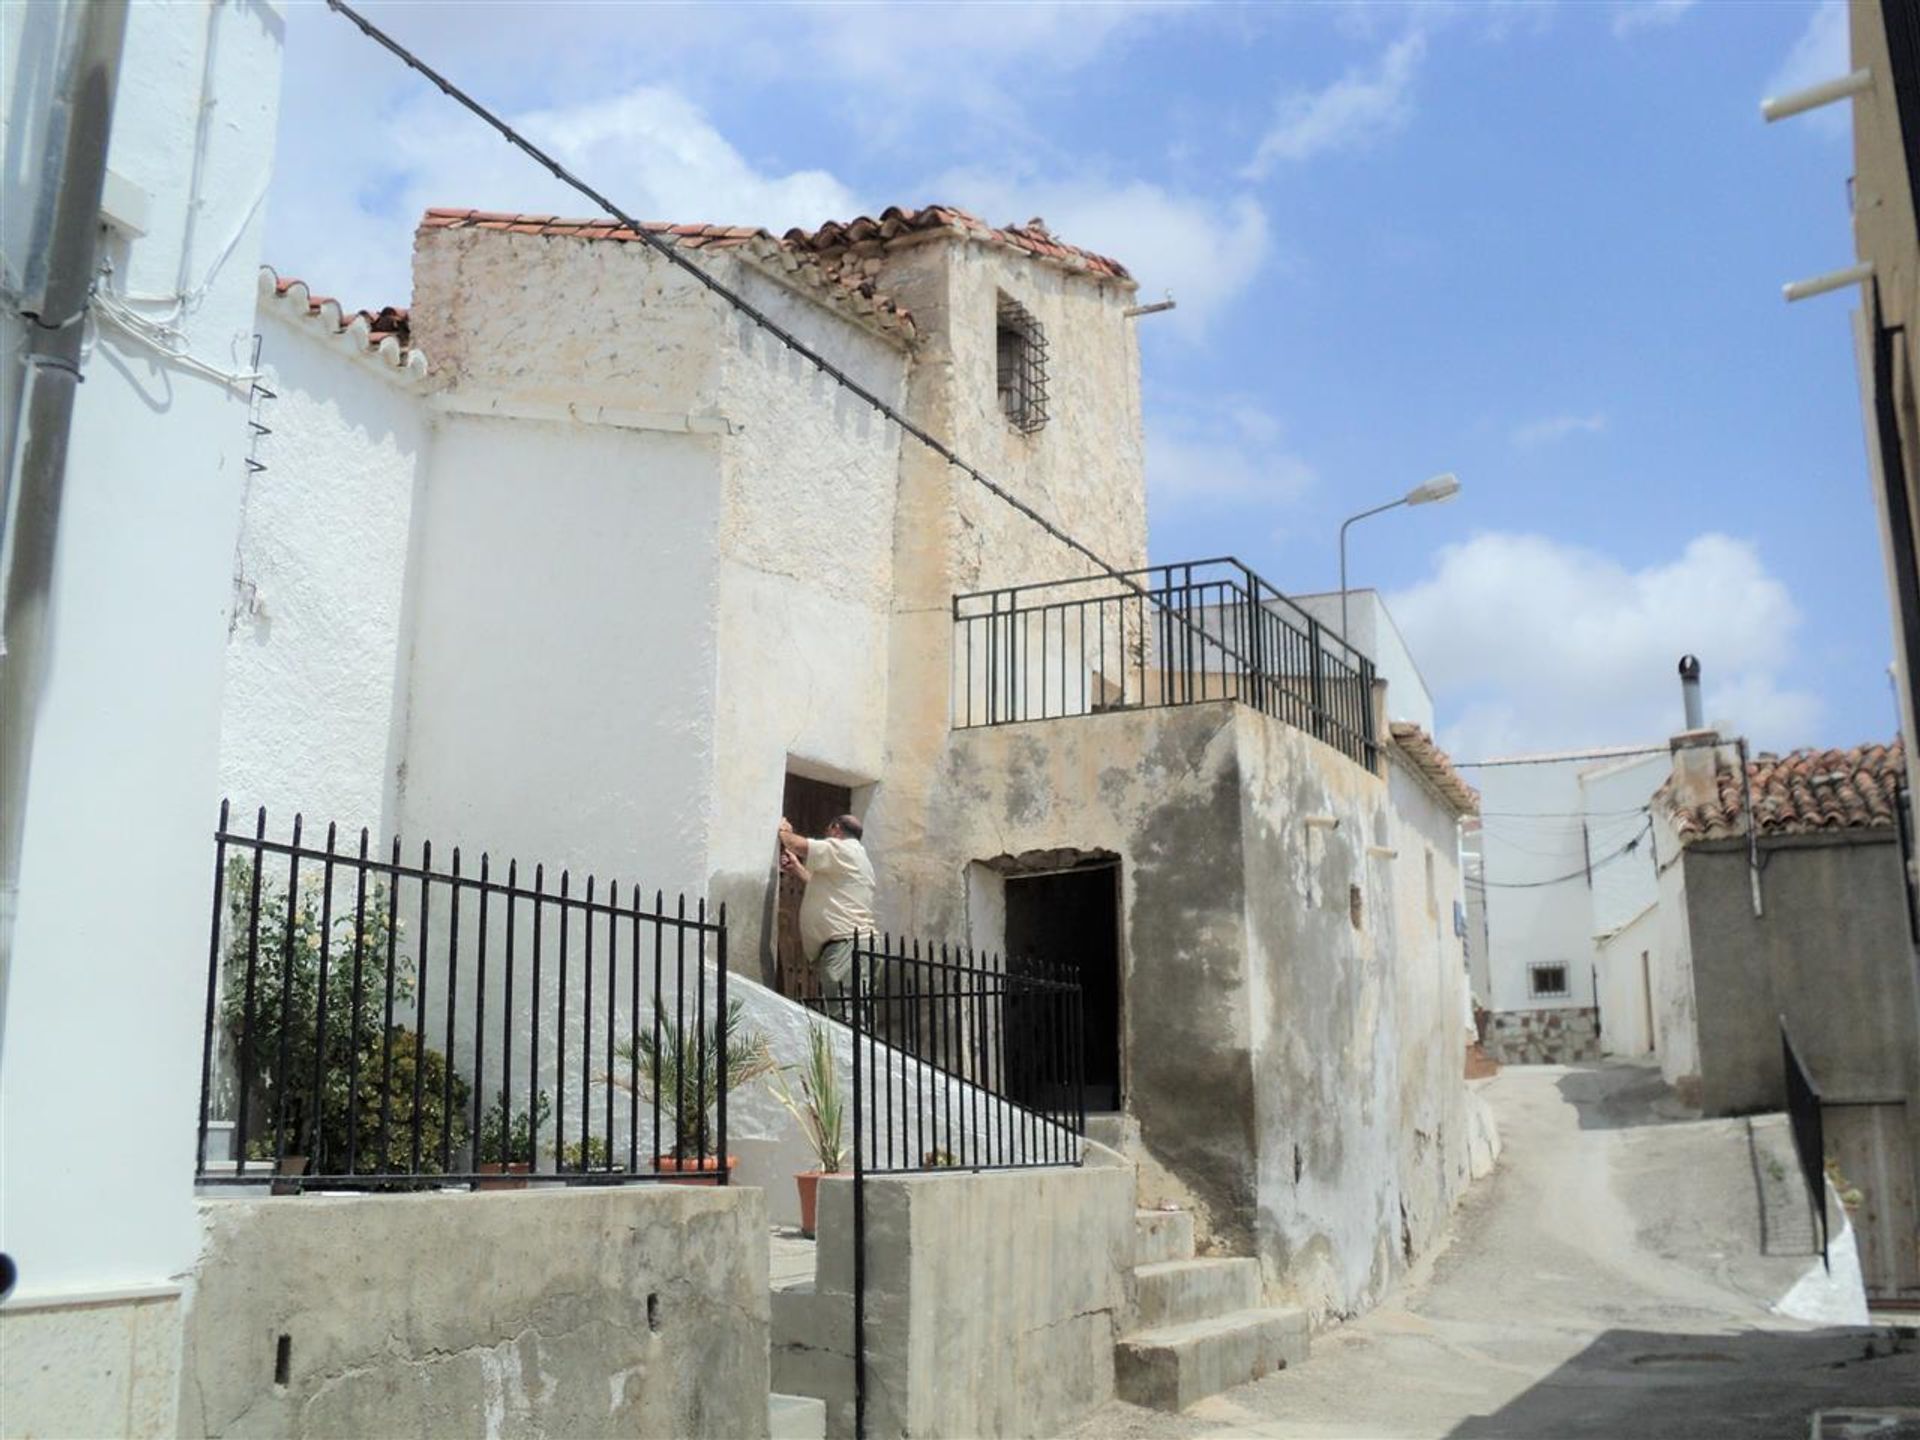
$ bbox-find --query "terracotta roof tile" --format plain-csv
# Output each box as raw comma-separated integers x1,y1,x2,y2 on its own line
260,267,426,376
416,207,916,339
1667,739,1905,843
783,204,1133,283
1390,721,1480,817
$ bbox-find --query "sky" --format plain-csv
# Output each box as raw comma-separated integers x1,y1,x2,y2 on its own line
264,0,1892,762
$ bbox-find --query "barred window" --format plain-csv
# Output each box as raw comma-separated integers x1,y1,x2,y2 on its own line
1528,962,1569,999
996,294,1049,434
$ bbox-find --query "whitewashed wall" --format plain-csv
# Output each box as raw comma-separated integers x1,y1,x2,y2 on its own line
1595,902,1659,1057
1292,589,1436,735
217,286,431,837
0,0,285,1322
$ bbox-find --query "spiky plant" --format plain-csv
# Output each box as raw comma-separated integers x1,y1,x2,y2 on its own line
615,997,774,1159
768,1020,848,1174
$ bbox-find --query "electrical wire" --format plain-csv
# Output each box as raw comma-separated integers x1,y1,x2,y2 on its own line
324,0,1143,603
1463,818,1653,890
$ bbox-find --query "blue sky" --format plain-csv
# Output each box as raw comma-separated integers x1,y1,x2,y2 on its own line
266,0,1889,760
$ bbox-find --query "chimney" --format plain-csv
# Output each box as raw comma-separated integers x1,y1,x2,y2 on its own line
1670,654,1721,809
1679,654,1703,730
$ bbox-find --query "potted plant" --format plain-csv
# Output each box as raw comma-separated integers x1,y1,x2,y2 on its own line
476,1090,550,1189
560,1135,613,1172
616,997,774,1183
768,1020,848,1236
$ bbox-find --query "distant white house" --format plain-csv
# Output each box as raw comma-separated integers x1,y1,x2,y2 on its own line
1466,744,1666,1063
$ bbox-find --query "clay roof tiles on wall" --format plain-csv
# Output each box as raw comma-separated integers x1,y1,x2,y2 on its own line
417,207,918,340
783,204,1134,283
1389,721,1480,817
1667,739,1905,843
258,267,426,376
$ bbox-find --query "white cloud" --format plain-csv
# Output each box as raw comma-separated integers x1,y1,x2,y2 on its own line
1765,1,1852,139
1610,1,1696,40
931,172,1271,337
266,83,860,311
1146,397,1316,511
1242,32,1426,176
1386,531,1822,758
1511,412,1607,448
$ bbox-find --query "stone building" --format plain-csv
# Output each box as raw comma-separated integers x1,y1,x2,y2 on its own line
222,198,1486,1337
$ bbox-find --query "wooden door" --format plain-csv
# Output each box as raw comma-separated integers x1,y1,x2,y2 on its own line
776,774,851,999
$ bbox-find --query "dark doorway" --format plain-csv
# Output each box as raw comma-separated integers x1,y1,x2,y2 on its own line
777,772,851,999
1005,862,1121,1111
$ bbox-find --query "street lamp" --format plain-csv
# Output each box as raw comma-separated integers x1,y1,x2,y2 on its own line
1339,473,1460,642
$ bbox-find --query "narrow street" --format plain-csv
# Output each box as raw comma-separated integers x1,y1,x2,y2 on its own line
1074,1063,1917,1440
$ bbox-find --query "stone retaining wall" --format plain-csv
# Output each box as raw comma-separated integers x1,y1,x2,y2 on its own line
1486,1007,1601,1064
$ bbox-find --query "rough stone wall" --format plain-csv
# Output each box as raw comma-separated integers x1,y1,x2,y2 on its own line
1484,1006,1601,1064
219,304,431,838
705,258,910,976
177,1187,770,1439
865,235,1149,938
807,1161,1135,1439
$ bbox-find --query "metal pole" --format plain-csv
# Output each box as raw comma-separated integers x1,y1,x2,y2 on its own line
1337,497,1407,646
0,0,131,1061
852,931,867,1440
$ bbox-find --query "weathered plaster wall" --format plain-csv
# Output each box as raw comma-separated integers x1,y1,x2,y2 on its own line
218,300,430,837
705,259,909,977
933,703,1474,1322
177,1187,770,1439
1684,835,1919,1113
866,235,1149,937
803,1160,1135,1439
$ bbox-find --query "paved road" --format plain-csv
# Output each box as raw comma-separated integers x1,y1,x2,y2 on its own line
1070,1062,1916,1440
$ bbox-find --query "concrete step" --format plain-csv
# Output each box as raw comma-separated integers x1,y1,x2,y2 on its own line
769,1392,826,1440
1115,1307,1310,1412
1132,1257,1262,1329
1134,1208,1195,1266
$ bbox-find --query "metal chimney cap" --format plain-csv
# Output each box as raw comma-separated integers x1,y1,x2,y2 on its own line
1678,655,1701,681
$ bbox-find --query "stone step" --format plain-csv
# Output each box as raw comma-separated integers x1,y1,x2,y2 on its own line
1134,1208,1195,1266
1115,1307,1310,1412
1132,1257,1262,1328
769,1392,826,1440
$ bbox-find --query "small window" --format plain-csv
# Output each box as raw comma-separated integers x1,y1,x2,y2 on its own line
996,294,1049,434
1528,962,1569,999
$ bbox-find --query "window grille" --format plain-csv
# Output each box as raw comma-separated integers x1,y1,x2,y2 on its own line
1528,962,1569,999
996,294,1049,434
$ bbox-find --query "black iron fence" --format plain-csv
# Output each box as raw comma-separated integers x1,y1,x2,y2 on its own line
805,934,1085,1440
195,803,729,1189
952,557,1378,769
1781,1018,1829,1270
804,936,1085,1173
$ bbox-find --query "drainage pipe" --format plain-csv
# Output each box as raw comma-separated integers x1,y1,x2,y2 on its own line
0,1,131,1056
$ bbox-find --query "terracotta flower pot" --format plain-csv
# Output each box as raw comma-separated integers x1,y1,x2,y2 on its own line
475,1161,531,1191
655,1154,737,1186
795,1171,849,1237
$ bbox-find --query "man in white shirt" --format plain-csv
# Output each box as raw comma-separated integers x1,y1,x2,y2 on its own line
777,813,877,998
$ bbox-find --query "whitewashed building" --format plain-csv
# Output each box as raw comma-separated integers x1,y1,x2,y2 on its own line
1466,745,1667,1063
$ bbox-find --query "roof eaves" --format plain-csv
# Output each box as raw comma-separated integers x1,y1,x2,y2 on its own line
258,266,428,378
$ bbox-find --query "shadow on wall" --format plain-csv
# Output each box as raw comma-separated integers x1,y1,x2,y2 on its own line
1554,1061,1697,1132
1445,1326,1917,1440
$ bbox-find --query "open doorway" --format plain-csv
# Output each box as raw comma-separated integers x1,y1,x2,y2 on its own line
776,772,851,999
1005,861,1122,1111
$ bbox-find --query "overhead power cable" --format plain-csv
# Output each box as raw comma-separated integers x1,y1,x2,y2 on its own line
1455,745,1672,769
1464,818,1653,890
324,0,1141,599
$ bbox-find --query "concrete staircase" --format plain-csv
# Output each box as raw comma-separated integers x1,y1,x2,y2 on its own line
1114,1203,1310,1410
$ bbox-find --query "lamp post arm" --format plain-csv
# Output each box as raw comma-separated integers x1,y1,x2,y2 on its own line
1338,497,1409,642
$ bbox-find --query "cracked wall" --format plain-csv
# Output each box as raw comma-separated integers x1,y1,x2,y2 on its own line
177,1187,769,1439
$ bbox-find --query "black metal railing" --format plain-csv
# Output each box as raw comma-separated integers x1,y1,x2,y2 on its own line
805,936,1085,1174
806,935,1084,1440
952,556,1378,769
195,803,729,1189
1781,1018,1829,1270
